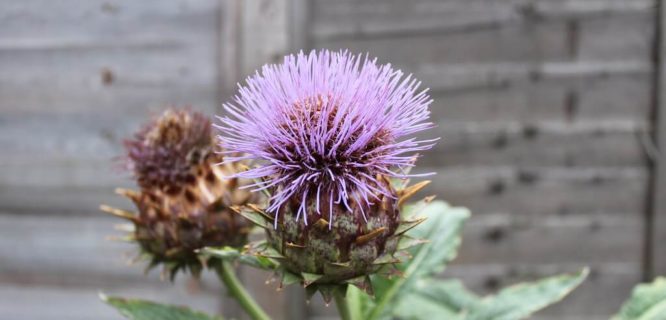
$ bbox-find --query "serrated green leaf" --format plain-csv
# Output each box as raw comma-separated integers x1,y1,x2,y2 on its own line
101,294,223,320
465,268,588,320
367,200,470,320
392,279,478,319
613,277,666,320
422,279,480,312
393,291,463,320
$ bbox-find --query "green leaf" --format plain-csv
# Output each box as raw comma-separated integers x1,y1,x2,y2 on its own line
392,291,462,320
613,277,666,320
366,200,470,320
236,207,272,229
465,268,589,320
417,279,480,312
101,294,223,320
393,279,478,320
199,247,240,260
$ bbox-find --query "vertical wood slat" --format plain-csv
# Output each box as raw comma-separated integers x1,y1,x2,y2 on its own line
650,0,666,278
219,0,310,318
217,1,245,318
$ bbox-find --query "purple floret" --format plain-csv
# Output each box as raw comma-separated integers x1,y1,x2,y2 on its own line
215,50,436,226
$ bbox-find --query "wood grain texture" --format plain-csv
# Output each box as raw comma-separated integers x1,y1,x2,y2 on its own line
311,0,653,40
305,1,656,318
0,0,660,318
650,0,666,276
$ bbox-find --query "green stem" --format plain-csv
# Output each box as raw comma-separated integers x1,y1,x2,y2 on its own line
215,261,271,320
333,288,353,320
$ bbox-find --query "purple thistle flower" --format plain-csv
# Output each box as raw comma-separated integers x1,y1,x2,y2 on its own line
215,50,436,226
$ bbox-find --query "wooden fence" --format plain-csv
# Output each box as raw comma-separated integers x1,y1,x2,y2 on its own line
0,1,664,319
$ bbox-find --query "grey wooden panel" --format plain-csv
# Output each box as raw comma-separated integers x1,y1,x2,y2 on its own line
312,20,570,66
418,60,650,93
650,0,666,277
0,213,166,280
457,214,642,265
577,13,655,61
428,73,651,124
426,121,648,167
0,1,219,40
0,0,220,116
0,212,290,319
311,0,653,40
425,167,647,217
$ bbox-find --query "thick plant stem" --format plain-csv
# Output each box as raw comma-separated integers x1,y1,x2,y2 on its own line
215,261,270,320
333,288,353,320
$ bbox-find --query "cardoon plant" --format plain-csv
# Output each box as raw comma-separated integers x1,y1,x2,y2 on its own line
102,51,589,320
216,50,436,299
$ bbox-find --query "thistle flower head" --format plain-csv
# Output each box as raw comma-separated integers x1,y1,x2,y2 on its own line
216,50,435,224
103,108,254,279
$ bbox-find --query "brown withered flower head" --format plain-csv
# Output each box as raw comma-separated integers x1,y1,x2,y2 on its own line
101,108,254,280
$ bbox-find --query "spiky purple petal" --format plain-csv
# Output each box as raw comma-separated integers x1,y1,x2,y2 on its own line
215,50,435,224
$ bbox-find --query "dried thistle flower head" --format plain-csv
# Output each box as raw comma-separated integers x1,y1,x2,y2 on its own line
217,50,436,297
102,108,254,279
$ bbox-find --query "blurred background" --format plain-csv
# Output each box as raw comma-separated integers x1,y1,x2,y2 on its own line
1,0,664,319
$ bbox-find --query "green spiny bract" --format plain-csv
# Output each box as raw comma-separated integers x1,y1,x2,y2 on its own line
101,109,255,280
238,178,431,302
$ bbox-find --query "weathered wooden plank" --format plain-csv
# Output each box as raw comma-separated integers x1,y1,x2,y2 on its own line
428,72,651,124
0,45,218,116
418,60,650,92
426,120,648,167
650,0,666,277
424,166,647,217
311,0,653,40
312,20,569,66
577,13,655,60
457,214,642,265
240,0,290,76
0,0,219,45
0,0,220,116
0,213,287,319
218,0,242,100
0,214,155,279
